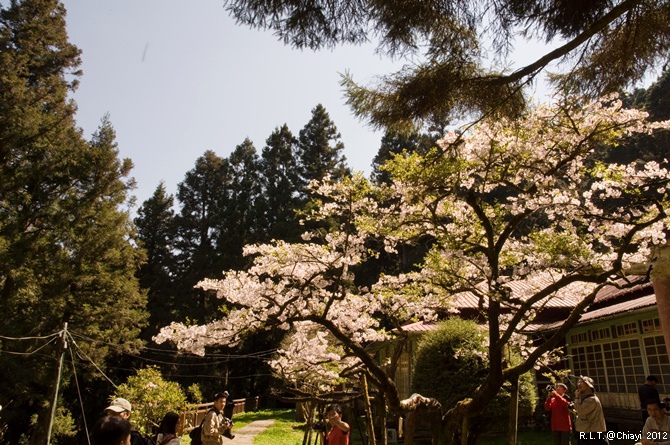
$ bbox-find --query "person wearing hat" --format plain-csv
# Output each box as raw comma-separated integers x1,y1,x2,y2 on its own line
544,383,573,445
639,376,661,424
104,398,151,445
202,391,235,444
573,376,607,445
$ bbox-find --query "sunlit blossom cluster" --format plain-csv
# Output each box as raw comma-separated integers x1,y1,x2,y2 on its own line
155,95,670,399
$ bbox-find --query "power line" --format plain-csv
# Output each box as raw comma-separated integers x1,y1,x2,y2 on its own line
0,336,58,356
0,332,60,341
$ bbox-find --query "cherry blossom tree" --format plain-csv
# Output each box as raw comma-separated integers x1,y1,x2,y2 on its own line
156,94,670,444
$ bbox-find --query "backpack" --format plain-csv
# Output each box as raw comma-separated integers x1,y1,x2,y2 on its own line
189,425,203,445
130,430,156,445
189,409,214,445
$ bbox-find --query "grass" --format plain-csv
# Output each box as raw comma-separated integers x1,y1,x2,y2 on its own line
253,409,307,445
181,409,637,445
180,409,305,445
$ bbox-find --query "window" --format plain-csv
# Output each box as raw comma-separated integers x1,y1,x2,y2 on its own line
615,322,638,337
570,338,646,393
570,332,588,344
644,335,670,394
642,318,661,333
590,327,611,341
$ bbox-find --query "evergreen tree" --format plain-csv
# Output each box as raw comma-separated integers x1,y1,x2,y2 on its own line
222,0,670,129
371,130,436,185
258,125,302,241
174,150,232,322
219,139,263,267
0,1,146,438
296,104,350,195
135,183,179,336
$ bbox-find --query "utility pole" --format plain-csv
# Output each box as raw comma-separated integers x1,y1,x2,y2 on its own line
45,322,68,445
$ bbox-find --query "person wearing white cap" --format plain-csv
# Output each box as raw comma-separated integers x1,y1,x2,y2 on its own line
105,398,133,419
573,376,607,445
104,397,151,445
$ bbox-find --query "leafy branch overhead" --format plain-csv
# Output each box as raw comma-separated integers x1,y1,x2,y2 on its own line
224,0,670,128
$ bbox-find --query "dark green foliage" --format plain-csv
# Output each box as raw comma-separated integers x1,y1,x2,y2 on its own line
0,1,147,442
135,183,179,336
224,0,670,129
296,104,350,194
413,319,536,439
258,124,303,242
602,71,670,169
371,130,437,185
413,319,489,408
173,150,232,322
226,139,264,249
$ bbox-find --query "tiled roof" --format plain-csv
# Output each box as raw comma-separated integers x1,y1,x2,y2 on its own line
399,320,439,333
533,293,657,332
449,274,596,310
593,276,652,303
403,275,653,333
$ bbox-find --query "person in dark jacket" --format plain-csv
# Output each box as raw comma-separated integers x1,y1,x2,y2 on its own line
639,376,660,424
91,415,132,445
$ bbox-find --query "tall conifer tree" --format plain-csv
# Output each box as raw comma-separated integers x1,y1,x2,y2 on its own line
174,150,231,322
0,1,146,440
258,125,302,241
135,183,179,335
296,104,350,196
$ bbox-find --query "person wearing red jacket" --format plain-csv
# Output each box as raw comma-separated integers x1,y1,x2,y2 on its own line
545,383,573,445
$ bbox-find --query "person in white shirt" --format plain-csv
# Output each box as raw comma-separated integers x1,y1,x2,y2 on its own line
641,400,670,445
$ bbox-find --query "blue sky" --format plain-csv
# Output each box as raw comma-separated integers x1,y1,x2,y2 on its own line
61,0,407,207
61,1,562,209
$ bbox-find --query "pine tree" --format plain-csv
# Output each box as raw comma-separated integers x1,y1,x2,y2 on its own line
174,150,232,322
371,130,436,185
0,2,146,441
219,139,263,266
258,124,303,241
296,104,350,196
135,183,179,335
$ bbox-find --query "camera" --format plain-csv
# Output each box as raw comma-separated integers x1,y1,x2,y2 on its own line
221,417,234,440
546,385,555,393
312,421,327,432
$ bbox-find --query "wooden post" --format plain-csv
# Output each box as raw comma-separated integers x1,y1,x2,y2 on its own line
361,374,377,445
507,376,519,445
45,323,68,445
460,415,468,445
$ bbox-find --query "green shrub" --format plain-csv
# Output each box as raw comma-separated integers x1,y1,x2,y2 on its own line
412,318,536,437
112,366,188,434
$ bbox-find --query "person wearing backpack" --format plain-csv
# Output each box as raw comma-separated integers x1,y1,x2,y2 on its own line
104,397,156,445
202,392,234,444
156,412,181,445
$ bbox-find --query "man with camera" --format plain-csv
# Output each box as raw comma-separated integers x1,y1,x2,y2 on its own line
544,383,573,445
573,376,607,445
202,391,235,444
